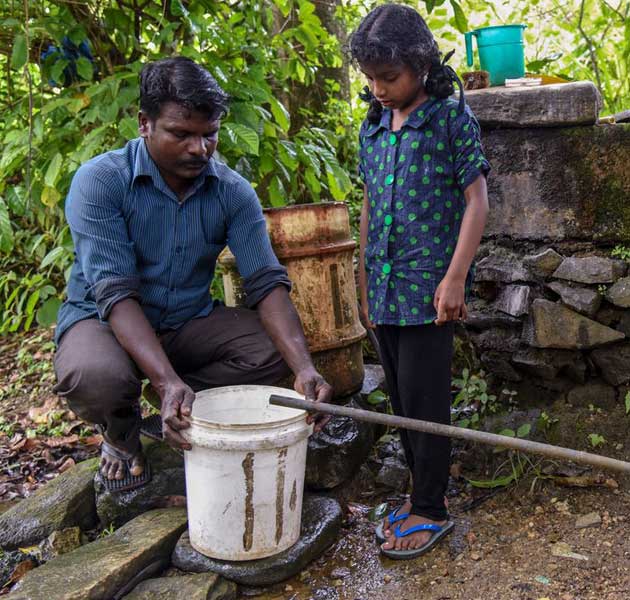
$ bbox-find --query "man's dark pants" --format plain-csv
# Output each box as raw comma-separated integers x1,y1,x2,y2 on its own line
53,306,291,444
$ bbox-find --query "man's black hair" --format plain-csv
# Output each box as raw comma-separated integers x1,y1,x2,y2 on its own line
139,56,229,121
350,4,461,123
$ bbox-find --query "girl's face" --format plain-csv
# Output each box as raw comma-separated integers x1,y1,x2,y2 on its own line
361,62,427,112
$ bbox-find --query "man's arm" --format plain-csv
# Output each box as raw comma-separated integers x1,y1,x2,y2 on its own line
108,299,194,449
256,286,332,431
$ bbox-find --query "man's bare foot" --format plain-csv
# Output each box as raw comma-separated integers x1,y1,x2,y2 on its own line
100,441,145,481
381,514,447,551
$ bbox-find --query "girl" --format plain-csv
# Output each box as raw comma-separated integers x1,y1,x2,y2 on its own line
350,4,490,559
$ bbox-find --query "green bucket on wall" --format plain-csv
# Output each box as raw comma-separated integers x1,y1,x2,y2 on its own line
465,24,527,86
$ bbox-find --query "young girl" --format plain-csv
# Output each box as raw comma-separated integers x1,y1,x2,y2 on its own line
351,4,490,559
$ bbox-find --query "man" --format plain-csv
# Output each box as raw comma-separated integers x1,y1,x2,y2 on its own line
53,56,332,492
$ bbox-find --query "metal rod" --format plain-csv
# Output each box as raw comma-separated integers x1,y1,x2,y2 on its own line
269,395,630,475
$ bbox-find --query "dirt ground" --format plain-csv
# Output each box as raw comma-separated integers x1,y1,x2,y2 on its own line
2,328,630,600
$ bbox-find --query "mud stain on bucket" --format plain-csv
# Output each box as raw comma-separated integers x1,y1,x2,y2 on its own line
289,479,297,511
242,452,255,551
275,447,288,544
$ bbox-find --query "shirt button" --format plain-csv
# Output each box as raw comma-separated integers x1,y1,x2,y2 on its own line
389,133,397,145
384,215,393,226
382,263,391,274
385,174,394,185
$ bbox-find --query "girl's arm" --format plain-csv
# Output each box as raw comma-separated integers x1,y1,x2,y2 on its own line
434,174,489,324
358,185,375,329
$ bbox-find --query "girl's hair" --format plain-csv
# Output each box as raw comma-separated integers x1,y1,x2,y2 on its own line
350,3,463,123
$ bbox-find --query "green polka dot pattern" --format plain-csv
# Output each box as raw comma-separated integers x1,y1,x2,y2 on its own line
357,96,490,326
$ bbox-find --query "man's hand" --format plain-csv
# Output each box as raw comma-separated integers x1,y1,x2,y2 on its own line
293,367,333,433
434,275,468,325
158,378,196,450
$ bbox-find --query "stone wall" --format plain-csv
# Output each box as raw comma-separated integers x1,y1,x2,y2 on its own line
461,82,630,406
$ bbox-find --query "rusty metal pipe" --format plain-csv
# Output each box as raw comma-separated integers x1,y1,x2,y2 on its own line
269,395,630,475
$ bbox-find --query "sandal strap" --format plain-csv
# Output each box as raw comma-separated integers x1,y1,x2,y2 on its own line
388,507,410,526
394,523,443,538
101,439,139,462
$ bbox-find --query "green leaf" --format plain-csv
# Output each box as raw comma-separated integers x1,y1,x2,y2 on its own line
45,153,63,187
118,117,138,140
368,502,389,523
11,34,27,70
498,428,516,437
0,197,14,253
269,97,290,132
76,56,94,81
367,390,387,405
625,391,630,415
516,423,531,438
223,123,260,156
41,186,61,207
268,175,286,207
450,0,468,34
41,246,66,269
36,297,62,327
468,471,518,489
50,59,69,86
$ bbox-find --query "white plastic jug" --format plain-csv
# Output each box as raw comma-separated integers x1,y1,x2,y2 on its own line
183,385,312,560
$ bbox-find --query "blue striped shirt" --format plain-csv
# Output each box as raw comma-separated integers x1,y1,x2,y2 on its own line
55,138,289,343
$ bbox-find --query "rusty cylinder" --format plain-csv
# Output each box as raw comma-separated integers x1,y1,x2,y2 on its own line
218,202,366,398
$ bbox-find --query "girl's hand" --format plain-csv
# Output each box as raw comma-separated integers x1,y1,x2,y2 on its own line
359,301,376,330
434,276,468,325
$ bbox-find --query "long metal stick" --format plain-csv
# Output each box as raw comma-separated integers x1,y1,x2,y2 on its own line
269,395,630,475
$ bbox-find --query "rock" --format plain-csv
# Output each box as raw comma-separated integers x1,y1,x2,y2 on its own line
523,249,564,278
96,441,185,529
494,284,532,317
523,299,625,349
124,573,236,600
360,364,386,398
0,458,98,550
483,125,630,242
305,396,374,490
172,495,342,586
482,409,541,436
575,512,602,529
591,343,630,385
470,328,522,352
594,305,630,336
1,550,40,590
466,82,601,128
606,276,630,308
547,281,602,317
566,382,617,410
550,542,589,561
330,568,351,579
8,508,187,600
376,434,406,462
39,527,83,561
512,348,559,380
552,257,627,284
475,254,529,283
374,457,409,493
480,351,522,382
465,309,521,330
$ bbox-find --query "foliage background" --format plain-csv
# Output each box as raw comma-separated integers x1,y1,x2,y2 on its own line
1,0,628,334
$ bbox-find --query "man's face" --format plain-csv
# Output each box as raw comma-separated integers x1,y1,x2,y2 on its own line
139,101,220,191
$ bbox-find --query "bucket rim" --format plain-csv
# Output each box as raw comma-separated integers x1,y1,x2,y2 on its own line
469,24,527,35
190,385,309,430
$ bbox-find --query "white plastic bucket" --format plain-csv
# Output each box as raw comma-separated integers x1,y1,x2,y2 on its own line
183,385,312,561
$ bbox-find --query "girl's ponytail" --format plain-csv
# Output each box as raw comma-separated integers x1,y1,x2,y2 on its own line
425,50,465,113
359,85,383,124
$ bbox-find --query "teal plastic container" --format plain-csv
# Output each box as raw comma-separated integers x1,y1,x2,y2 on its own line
465,24,527,86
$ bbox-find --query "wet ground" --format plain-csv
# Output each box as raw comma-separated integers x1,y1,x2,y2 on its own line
241,479,630,600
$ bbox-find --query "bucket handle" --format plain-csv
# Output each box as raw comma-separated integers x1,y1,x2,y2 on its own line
464,31,475,67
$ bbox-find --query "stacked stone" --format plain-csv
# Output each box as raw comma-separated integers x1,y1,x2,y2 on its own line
461,82,630,405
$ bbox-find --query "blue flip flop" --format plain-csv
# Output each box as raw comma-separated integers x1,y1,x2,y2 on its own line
374,506,410,544
380,520,455,560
